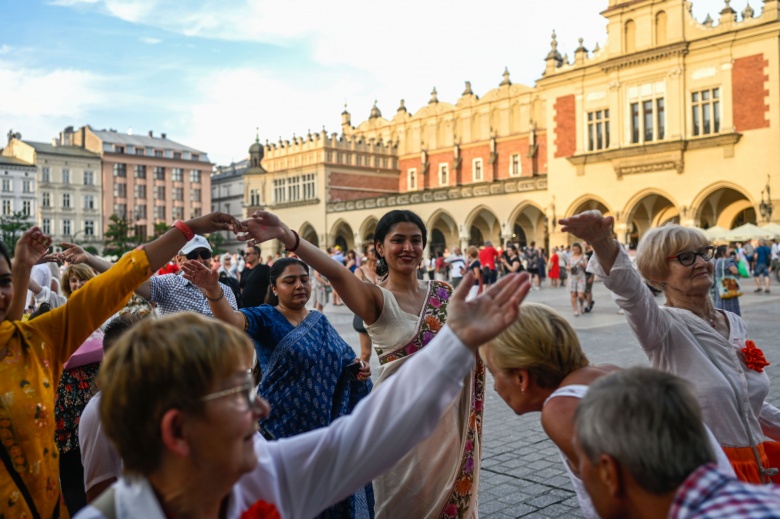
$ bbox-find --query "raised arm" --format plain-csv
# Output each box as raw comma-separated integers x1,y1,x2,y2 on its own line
60,241,154,300
240,211,382,323
10,227,53,321
181,260,245,329
559,210,620,275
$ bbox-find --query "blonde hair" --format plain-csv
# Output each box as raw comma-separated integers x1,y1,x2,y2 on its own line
99,312,254,476
635,224,708,287
481,303,589,388
467,245,479,259
61,264,97,298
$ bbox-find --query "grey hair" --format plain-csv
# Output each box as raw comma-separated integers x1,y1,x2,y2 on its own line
574,367,715,494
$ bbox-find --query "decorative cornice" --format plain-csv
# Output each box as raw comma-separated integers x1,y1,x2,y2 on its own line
267,198,321,210
327,176,547,213
600,42,689,73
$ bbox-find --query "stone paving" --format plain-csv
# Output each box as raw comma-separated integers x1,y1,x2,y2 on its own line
321,278,780,518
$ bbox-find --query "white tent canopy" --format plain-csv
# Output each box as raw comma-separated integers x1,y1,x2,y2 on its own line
723,223,780,242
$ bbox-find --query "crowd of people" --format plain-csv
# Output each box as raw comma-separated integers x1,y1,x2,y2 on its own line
0,207,779,519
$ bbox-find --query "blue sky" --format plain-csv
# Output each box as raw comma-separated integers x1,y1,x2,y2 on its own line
1,0,747,165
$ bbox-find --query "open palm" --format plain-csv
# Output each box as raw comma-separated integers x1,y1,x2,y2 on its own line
15,227,52,267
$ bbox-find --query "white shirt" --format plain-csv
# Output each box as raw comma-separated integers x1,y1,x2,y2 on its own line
444,254,466,279
589,246,780,448
79,392,122,492
75,326,473,519
27,263,53,308
771,242,779,261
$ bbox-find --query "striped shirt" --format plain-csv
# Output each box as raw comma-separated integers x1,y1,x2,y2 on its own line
671,464,780,518
149,273,237,316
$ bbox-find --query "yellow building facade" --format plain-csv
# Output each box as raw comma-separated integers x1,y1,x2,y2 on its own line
245,0,780,256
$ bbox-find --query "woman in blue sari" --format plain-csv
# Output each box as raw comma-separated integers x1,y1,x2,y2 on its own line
182,257,373,519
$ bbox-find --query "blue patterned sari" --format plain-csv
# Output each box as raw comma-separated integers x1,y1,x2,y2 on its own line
258,309,374,519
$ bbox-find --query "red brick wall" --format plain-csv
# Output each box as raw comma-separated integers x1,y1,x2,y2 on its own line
328,172,397,202
330,189,390,202
733,54,770,131
537,131,548,173
495,138,531,180
427,151,452,189
399,157,422,191
459,145,490,183
554,95,576,158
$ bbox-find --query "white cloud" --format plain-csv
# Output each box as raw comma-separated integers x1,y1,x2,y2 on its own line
0,45,11,55
140,36,161,44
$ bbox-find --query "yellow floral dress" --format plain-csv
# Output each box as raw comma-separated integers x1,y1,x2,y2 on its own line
0,250,151,518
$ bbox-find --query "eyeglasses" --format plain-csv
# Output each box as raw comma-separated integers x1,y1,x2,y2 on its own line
666,246,714,266
184,249,212,260
200,370,260,413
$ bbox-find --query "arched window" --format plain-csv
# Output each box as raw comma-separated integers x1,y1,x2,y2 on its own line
655,11,667,45
625,20,636,53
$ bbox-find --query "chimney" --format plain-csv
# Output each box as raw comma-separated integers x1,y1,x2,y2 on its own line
161,132,167,139
148,130,153,138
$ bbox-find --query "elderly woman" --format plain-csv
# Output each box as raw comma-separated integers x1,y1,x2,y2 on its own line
560,210,780,484
480,302,733,518
74,272,531,519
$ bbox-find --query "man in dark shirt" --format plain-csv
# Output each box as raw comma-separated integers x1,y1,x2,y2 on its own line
239,245,271,308
753,239,772,293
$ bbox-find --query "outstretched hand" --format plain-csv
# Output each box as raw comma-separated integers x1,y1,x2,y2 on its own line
14,227,52,267
59,241,89,265
448,271,532,350
558,210,614,244
237,211,290,246
181,260,220,292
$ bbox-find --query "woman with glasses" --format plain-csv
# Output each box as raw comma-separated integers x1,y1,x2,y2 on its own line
560,210,780,484
181,256,373,519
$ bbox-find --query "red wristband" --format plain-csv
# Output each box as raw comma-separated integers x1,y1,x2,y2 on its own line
173,220,195,242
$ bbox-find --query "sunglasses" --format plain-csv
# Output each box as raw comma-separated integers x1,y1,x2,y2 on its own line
200,370,260,413
184,249,212,260
666,246,714,267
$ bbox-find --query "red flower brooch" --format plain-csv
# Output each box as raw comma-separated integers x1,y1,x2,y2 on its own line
741,340,770,373
241,500,281,519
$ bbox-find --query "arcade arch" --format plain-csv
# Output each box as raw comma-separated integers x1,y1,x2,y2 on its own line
623,191,677,245
427,210,459,253
693,185,756,229
329,219,355,252
299,222,319,248
464,206,501,247
507,203,546,248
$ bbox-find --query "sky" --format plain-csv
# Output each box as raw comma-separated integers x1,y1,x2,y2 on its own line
1,0,752,166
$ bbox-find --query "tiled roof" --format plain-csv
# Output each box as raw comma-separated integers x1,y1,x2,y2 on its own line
25,141,100,158
92,130,207,156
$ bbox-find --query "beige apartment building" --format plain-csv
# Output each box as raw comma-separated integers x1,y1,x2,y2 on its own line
65,126,211,240
247,0,780,256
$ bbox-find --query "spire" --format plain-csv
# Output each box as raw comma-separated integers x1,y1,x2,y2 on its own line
462,81,473,96
575,38,588,54
397,99,407,113
499,67,511,87
721,0,735,14
429,87,438,104
369,100,382,119
703,13,714,26
545,30,563,66
742,1,754,18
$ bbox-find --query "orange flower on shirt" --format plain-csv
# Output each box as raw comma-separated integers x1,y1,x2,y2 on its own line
241,500,281,519
741,340,770,373
425,315,442,332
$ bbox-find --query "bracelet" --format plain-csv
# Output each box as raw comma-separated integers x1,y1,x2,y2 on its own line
206,287,224,302
286,229,300,253
173,220,195,242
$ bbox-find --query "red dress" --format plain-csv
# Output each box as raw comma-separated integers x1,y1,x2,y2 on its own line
549,253,560,279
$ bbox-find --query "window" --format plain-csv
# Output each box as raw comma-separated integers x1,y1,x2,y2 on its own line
134,225,147,240
115,146,125,154
2,179,11,192
2,200,11,215
114,183,127,198
114,204,127,219
134,184,147,199
624,20,636,53
172,168,183,182
62,169,70,184
192,207,202,217
154,166,165,180
134,205,147,219
134,165,147,179
173,152,182,160
62,193,71,208
85,221,95,237
22,200,31,216
510,154,522,176
692,88,720,136
42,218,50,234
407,169,417,191
587,110,611,151
155,186,165,200
154,205,166,220
173,187,183,201
250,189,262,206
439,163,449,186
135,147,144,156
154,150,163,158
192,188,201,202
113,163,127,177
22,180,32,193
630,96,665,144
41,167,50,183
83,195,95,210
172,207,184,220
42,192,51,208
126,146,134,155
303,173,316,200
273,178,287,203
472,159,483,182
192,153,200,161
83,171,94,185
63,219,71,235
190,170,201,183
287,176,301,201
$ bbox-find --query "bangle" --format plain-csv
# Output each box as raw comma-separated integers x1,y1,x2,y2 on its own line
173,220,195,242
206,287,224,302
286,230,300,253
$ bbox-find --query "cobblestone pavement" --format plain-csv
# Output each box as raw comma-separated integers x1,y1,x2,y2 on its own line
321,278,780,518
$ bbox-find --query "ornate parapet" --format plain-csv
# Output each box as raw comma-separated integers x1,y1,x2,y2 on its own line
326,176,547,213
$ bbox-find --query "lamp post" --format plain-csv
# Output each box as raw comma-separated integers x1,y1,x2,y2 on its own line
759,175,773,222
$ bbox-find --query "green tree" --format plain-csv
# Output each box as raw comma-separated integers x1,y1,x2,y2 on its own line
208,232,226,256
153,222,169,239
103,214,139,256
0,211,33,256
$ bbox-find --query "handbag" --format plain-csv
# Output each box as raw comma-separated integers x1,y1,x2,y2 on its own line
738,258,750,278
717,260,743,300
